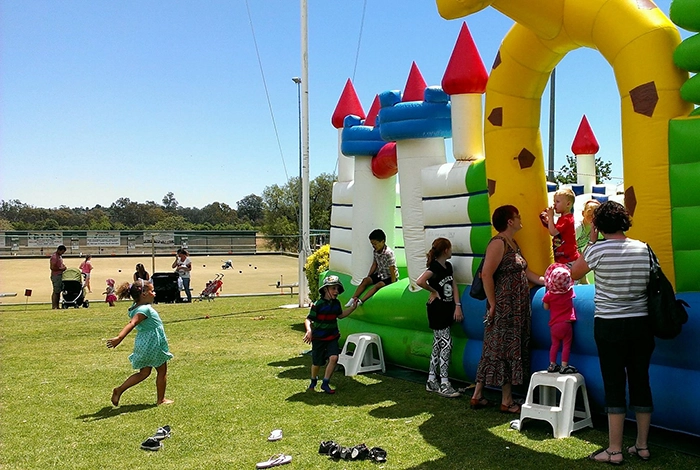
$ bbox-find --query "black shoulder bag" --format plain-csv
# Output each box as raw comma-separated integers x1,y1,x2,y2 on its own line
646,244,689,339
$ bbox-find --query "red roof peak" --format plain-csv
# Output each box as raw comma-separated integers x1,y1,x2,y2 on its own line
365,95,381,127
402,62,428,102
571,115,600,155
331,79,365,129
442,22,488,95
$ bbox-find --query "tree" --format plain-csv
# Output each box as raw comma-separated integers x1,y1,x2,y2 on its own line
260,173,335,252
554,154,612,185
162,192,179,212
236,194,264,224
309,173,334,230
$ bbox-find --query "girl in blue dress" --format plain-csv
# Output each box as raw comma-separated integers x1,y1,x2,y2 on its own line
106,279,173,406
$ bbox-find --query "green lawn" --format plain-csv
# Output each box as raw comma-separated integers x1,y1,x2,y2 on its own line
1,298,697,469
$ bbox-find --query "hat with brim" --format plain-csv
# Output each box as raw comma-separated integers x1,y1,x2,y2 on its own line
319,275,344,295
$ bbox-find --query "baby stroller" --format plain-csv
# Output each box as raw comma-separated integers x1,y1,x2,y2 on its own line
199,273,224,301
152,272,181,304
221,259,233,270
61,268,89,309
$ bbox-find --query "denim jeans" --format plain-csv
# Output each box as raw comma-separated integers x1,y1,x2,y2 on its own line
182,277,191,302
594,316,655,414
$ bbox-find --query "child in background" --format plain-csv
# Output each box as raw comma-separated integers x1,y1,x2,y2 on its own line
79,254,93,293
303,275,358,394
345,229,399,307
106,280,174,406
541,188,580,264
103,279,117,307
542,263,577,374
416,237,463,398
575,199,601,285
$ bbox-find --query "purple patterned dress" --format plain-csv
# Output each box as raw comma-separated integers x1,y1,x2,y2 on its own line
475,235,531,387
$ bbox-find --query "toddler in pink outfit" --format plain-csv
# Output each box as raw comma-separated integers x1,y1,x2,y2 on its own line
543,263,577,374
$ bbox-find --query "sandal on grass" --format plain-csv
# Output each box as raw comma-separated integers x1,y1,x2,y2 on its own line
628,445,651,461
267,429,283,442
470,397,490,409
153,425,171,441
369,447,387,463
588,448,623,465
256,454,292,469
318,440,336,455
499,402,521,414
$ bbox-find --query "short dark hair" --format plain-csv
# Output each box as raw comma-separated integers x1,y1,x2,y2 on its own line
57,245,67,252
492,205,519,232
593,201,631,234
368,229,386,242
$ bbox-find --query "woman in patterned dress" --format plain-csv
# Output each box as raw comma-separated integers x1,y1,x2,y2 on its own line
470,205,544,413
106,280,174,406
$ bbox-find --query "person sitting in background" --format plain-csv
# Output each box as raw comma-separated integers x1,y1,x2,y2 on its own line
134,263,150,282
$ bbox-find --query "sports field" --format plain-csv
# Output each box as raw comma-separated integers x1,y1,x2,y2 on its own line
0,254,301,305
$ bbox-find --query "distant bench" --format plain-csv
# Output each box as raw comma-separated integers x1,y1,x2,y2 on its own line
269,281,298,295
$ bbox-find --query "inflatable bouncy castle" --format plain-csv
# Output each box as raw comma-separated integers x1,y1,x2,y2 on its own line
327,0,700,437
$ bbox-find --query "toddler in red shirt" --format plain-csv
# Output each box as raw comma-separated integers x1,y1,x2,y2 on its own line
541,188,580,264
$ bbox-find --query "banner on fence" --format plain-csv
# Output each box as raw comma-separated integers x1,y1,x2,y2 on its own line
28,232,63,247
0,233,5,248
145,232,175,246
86,231,121,246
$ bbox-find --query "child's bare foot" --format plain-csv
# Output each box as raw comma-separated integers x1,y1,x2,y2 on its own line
158,398,174,406
111,388,122,407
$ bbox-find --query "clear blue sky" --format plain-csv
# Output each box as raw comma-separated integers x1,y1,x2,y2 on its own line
0,0,684,210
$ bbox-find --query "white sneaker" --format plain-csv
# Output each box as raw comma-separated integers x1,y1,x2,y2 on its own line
425,380,440,393
438,382,461,398
345,298,357,308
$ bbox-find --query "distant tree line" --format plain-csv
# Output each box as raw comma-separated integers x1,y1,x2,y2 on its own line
0,173,335,251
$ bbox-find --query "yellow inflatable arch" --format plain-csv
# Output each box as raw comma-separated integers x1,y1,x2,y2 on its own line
437,0,692,279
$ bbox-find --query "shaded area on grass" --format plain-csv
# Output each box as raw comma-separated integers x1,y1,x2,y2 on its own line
76,404,156,422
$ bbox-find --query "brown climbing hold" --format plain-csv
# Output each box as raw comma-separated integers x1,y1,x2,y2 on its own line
492,51,501,70
624,187,637,217
516,148,536,169
629,82,658,117
488,179,496,196
488,107,503,127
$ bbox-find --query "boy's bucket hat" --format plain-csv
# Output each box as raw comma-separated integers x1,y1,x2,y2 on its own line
544,263,573,294
319,275,344,295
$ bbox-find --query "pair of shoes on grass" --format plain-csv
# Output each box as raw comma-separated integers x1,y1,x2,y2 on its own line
319,440,386,462
256,453,292,469
267,429,283,441
140,425,171,451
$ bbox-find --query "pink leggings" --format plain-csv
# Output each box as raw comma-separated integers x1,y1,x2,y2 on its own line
550,322,573,364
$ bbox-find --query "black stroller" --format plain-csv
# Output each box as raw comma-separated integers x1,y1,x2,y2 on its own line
61,268,89,308
152,272,181,304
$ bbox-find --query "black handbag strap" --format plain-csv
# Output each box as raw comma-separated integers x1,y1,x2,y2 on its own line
647,244,660,274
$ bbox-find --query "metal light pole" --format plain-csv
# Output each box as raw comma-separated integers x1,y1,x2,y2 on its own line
292,76,306,307
547,67,556,182
297,0,310,307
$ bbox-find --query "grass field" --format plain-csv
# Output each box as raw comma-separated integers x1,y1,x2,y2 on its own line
1,298,699,469
0,254,300,304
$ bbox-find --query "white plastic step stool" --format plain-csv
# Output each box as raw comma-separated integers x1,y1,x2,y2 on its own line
518,371,593,438
337,333,386,376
